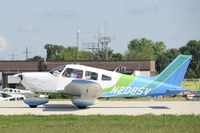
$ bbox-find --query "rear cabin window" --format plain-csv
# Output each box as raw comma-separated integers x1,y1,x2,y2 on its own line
85,71,98,80
102,75,112,81
63,68,83,79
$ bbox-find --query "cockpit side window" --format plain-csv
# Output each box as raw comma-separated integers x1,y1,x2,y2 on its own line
85,71,98,80
49,65,65,74
63,68,83,79
102,74,112,81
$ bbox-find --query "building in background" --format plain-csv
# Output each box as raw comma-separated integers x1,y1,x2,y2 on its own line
0,72,2,90
0,60,155,89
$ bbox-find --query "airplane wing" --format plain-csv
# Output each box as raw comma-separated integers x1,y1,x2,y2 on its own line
62,79,103,108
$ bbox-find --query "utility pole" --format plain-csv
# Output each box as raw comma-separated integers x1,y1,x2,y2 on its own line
22,47,31,60
8,53,17,60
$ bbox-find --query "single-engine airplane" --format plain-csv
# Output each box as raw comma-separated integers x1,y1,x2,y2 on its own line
15,54,192,109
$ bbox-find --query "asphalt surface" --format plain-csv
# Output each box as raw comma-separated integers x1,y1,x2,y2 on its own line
0,100,200,115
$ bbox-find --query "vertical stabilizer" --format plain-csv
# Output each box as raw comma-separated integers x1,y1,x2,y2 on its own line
156,55,192,86
145,55,192,90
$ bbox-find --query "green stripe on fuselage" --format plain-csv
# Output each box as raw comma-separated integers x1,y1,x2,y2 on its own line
104,74,136,93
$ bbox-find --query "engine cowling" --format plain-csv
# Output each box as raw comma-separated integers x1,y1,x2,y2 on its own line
72,98,97,109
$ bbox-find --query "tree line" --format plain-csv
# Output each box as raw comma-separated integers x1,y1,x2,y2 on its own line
43,38,200,78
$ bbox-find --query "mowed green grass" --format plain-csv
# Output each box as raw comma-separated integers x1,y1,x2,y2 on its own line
0,115,200,133
182,81,200,90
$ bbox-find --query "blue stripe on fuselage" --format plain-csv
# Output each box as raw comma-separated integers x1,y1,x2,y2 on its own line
103,76,186,97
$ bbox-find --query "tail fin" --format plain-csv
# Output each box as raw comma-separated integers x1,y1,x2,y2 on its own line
156,55,192,87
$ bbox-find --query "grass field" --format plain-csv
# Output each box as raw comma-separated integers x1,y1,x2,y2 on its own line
182,81,200,90
0,115,200,133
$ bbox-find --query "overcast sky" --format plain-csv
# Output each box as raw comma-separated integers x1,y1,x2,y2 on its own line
0,0,200,60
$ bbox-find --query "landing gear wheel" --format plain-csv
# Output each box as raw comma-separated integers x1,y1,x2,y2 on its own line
77,105,87,109
29,105,38,108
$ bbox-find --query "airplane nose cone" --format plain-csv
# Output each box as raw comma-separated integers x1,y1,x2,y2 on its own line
17,73,36,91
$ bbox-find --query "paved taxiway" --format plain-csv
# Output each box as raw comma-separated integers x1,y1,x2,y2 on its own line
0,101,200,115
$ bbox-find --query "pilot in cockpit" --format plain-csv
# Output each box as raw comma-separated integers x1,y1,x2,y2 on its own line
64,68,82,79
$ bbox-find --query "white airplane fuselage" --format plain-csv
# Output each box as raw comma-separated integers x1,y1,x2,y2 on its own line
20,64,120,94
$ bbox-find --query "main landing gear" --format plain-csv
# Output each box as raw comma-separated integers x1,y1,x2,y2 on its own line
24,97,49,108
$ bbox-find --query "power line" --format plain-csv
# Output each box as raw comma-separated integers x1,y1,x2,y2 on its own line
8,53,17,60
22,47,31,60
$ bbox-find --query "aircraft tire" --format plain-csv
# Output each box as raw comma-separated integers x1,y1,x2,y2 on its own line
77,105,87,109
29,105,38,108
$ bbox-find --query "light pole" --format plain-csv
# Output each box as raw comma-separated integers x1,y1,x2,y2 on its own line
76,28,80,60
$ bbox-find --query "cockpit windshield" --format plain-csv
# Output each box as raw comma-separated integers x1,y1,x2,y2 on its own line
49,65,66,74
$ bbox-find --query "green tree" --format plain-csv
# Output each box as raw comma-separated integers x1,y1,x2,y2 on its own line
79,51,94,60
156,48,179,73
44,44,94,61
179,40,200,78
125,38,169,74
111,53,123,60
125,38,166,60
44,44,65,61
56,46,78,61
153,41,166,57
27,56,47,71
92,47,114,60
